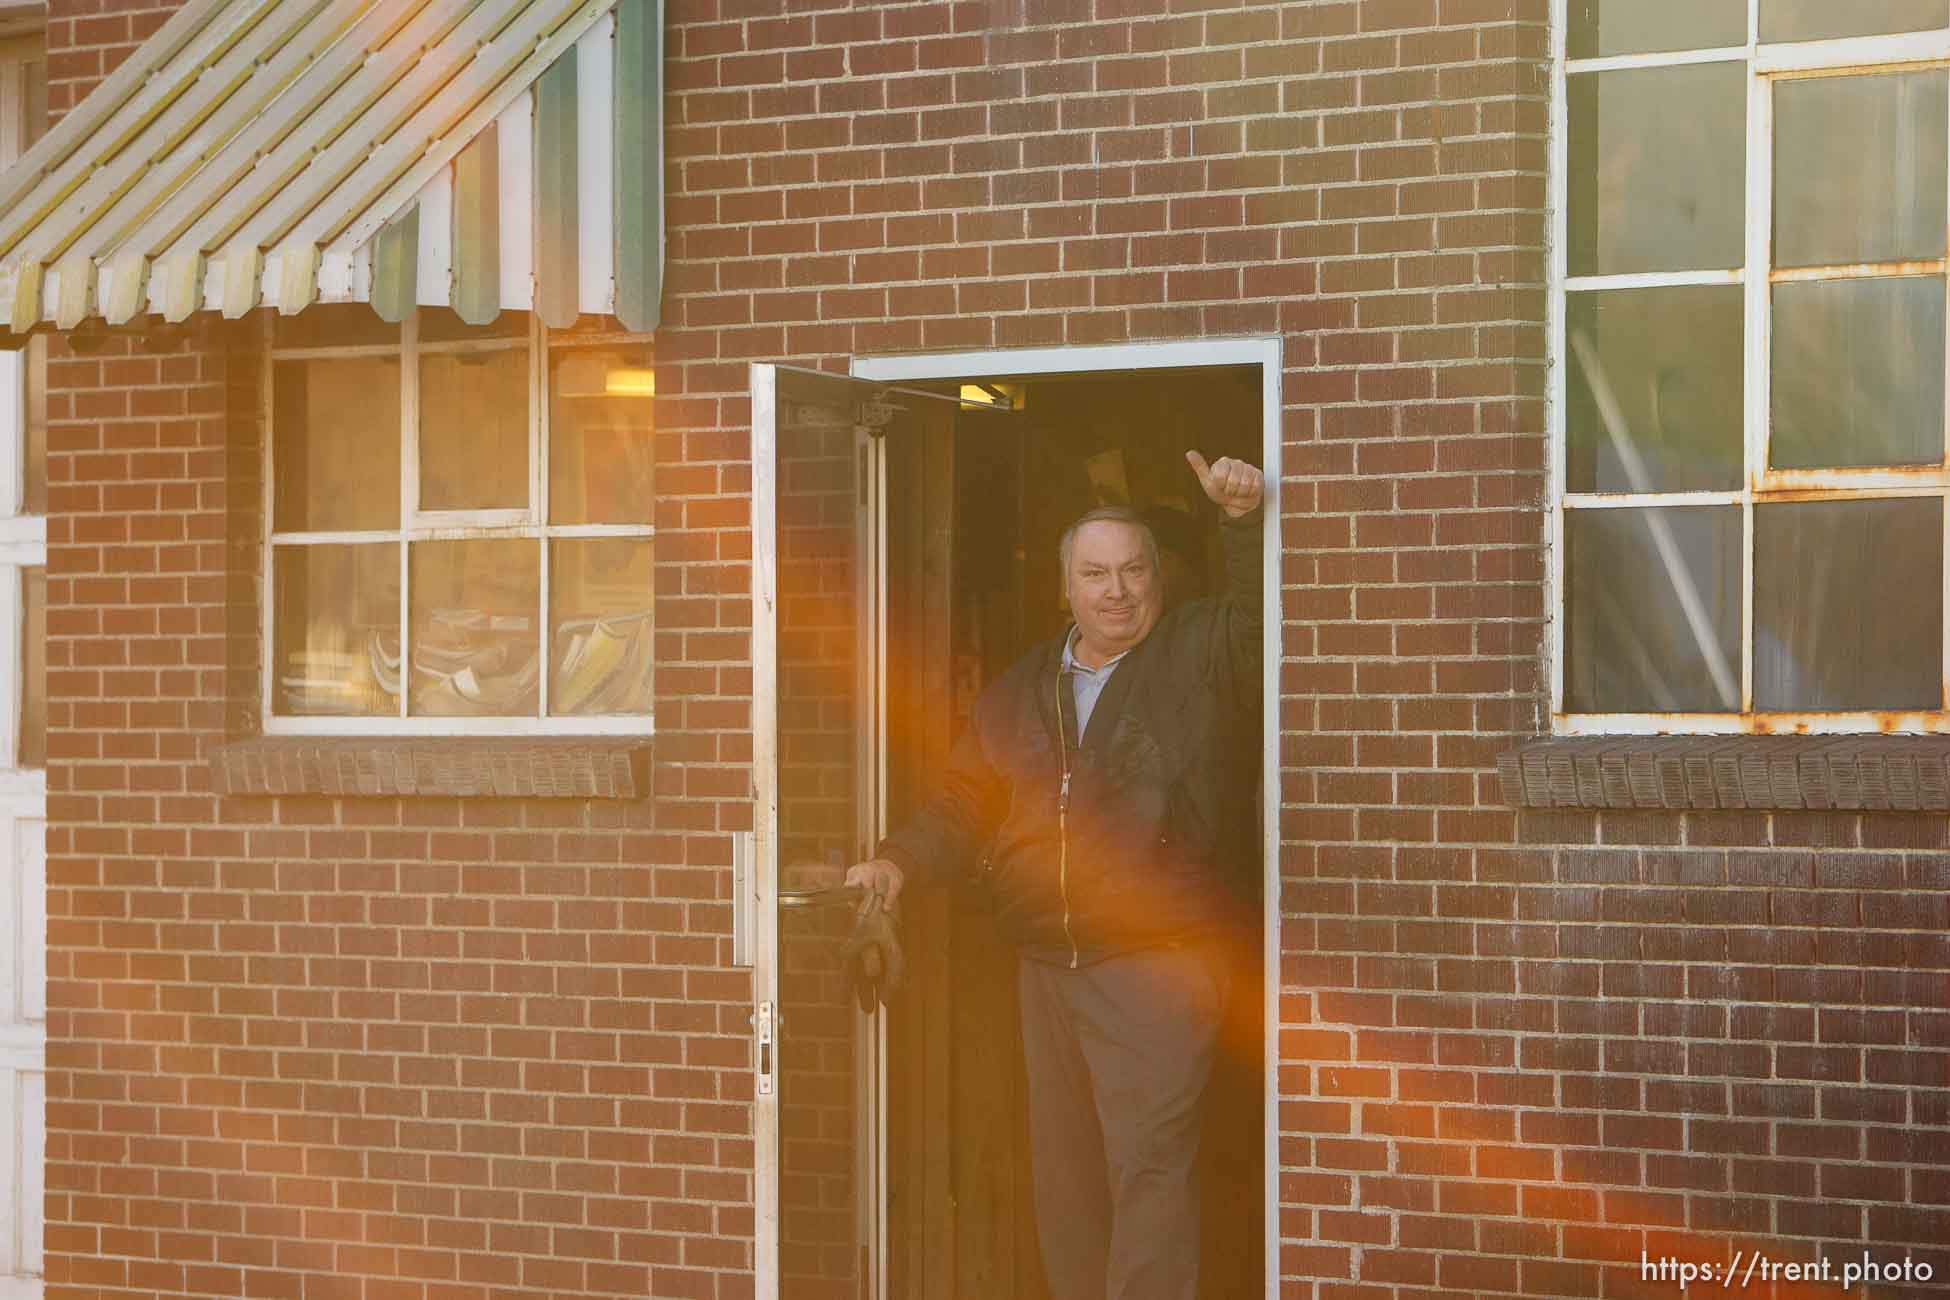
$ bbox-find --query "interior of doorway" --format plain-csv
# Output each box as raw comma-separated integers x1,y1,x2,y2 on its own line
879,362,1267,1300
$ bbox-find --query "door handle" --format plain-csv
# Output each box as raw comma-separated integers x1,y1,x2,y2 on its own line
778,885,866,909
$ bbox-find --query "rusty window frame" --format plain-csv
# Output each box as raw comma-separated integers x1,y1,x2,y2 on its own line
1550,3,1950,735
261,311,656,736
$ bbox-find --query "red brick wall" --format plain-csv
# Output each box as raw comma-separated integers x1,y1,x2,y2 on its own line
46,7,761,1300
41,0,1950,1298
44,0,177,121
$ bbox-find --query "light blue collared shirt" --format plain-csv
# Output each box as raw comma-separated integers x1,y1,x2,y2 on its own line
1060,627,1129,740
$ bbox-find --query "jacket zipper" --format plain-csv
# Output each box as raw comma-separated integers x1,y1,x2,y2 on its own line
1055,667,1078,968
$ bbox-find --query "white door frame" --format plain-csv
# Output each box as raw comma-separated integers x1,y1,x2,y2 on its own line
853,335,1283,1296
750,363,897,1300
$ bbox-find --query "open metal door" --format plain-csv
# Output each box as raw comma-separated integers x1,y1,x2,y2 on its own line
752,362,904,1300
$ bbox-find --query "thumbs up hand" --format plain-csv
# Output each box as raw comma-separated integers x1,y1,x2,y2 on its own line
1185,450,1264,518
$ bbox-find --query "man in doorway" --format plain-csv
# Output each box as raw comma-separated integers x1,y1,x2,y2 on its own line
846,449,1264,1300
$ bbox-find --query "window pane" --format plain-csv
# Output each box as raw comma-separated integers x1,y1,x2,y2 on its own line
419,347,528,512
1755,498,1942,710
1569,0,1745,58
550,539,654,716
419,307,530,344
1565,506,1741,713
18,566,42,767
1775,71,1947,270
1772,276,1945,469
409,538,540,717
273,303,397,350
1568,64,1744,277
1762,0,1949,42
273,544,400,716
273,357,401,532
1567,285,1743,493
549,346,656,526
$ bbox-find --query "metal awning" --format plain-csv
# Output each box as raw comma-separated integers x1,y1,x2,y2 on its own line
0,0,664,334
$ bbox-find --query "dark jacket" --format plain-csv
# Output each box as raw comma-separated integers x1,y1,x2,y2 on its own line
878,510,1263,965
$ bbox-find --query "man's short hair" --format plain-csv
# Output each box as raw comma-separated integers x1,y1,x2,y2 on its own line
1059,506,1160,577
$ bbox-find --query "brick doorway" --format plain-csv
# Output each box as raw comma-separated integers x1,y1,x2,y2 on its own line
864,340,1280,1300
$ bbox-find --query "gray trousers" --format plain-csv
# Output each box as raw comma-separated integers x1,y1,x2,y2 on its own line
1017,945,1228,1300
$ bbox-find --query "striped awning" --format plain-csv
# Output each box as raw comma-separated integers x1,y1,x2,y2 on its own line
0,0,664,334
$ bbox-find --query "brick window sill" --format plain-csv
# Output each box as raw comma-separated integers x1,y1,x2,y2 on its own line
211,737,652,799
1497,736,1950,812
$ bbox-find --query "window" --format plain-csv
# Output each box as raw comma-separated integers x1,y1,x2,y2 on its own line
1553,0,1950,732
0,31,45,771
267,307,655,734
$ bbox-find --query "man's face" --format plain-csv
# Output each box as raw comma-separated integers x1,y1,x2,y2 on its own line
1066,520,1163,662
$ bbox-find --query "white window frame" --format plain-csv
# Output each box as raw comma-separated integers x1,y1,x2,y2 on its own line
262,311,656,736
0,26,46,1297
1551,1,1950,735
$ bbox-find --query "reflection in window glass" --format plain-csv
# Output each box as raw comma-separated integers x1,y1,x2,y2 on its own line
409,539,540,717
273,545,399,716
1775,71,1947,270
18,566,41,767
1569,0,1745,58
419,346,528,511
1772,276,1945,469
549,347,655,525
1565,507,1741,713
1762,0,1949,43
1568,63,1745,277
1755,499,1942,709
273,357,401,532
419,307,531,344
1567,285,1743,493
550,539,654,715
273,303,398,351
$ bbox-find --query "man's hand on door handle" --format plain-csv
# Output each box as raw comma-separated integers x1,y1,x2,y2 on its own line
843,857,906,909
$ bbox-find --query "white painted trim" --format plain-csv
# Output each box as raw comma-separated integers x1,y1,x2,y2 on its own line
864,429,888,1300
850,333,1285,1297
852,335,1281,383
1769,259,1946,283
398,308,419,720
413,336,530,357
1742,0,1765,713
748,361,781,1296
534,313,550,715
0,777,41,802
12,1068,35,1276
498,90,535,313
0,45,41,1296
1548,0,1569,720
9,816,36,1027
1564,491,1743,509
0,571,16,772
262,714,653,737
576,13,616,317
1567,46,1747,73
1755,27,1950,74
415,169,453,310
271,525,650,546
1564,269,1742,292
0,519,42,545
402,510,538,533
1744,475,1948,496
